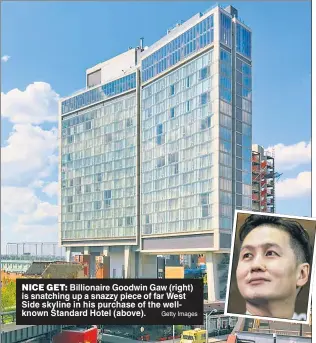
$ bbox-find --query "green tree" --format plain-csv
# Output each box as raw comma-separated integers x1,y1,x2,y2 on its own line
174,325,184,335
1,279,16,311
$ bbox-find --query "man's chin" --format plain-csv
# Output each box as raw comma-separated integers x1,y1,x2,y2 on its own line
244,294,270,304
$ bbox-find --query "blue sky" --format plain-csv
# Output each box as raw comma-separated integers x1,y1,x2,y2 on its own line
1,1,312,250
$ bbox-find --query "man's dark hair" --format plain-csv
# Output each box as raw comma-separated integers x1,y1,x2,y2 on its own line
239,214,312,266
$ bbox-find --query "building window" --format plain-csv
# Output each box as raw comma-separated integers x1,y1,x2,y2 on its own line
170,84,175,96
236,120,242,133
186,101,190,112
236,170,242,182
202,206,210,218
104,190,112,200
236,182,242,194
174,163,179,174
236,194,242,207
170,107,175,119
186,76,190,88
156,124,163,135
200,92,209,106
236,145,242,158
243,172,251,184
126,217,133,226
236,158,242,170
236,132,242,145
157,156,165,168
145,215,151,225
200,193,209,205
126,118,133,127
85,121,92,130
94,201,102,210
199,67,209,80
236,23,251,59
168,152,179,164
156,134,165,145
200,116,211,130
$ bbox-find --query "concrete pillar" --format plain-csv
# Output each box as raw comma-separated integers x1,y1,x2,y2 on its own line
135,251,140,278
103,246,109,256
139,254,157,278
124,246,136,278
90,253,97,279
65,247,71,262
205,252,219,302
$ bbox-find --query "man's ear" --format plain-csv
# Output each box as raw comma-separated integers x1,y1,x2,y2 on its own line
296,263,310,288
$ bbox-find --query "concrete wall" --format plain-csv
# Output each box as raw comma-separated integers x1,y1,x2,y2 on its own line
139,254,157,278
108,247,125,278
237,332,311,343
86,49,137,85
142,233,214,252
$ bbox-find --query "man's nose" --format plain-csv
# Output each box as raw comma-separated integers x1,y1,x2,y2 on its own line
250,254,266,272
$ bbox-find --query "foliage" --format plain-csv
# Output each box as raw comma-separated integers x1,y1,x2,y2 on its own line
1,278,16,311
174,325,184,335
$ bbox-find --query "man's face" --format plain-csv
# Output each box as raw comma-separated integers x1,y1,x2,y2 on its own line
236,225,305,305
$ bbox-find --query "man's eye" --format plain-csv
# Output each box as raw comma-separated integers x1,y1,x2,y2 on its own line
266,250,278,257
242,253,252,259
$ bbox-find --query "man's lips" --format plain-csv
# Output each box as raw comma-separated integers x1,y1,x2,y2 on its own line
248,277,270,285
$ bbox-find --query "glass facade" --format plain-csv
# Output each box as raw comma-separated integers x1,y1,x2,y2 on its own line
61,93,137,240
59,5,252,301
142,15,214,83
141,50,217,235
219,48,233,230
60,5,252,246
61,73,136,115
220,13,232,47
236,23,251,59
235,55,252,211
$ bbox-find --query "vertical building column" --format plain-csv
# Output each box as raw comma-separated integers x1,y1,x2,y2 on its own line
65,247,71,262
206,252,219,302
124,246,136,278
103,246,109,256
139,254,157,278
82,247,94,278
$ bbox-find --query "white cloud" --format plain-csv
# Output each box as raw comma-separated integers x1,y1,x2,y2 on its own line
1,124,58,186
1,187,38,216
1,81,61,245
1,186,58,230
1,82,59,124
5,224,58,245
266,141,311,171
42,181,59,198
276,171,311,199
17,202,58,226
30,180,45,189
1,55,10,62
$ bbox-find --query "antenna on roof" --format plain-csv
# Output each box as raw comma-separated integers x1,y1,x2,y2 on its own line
140,37,144,50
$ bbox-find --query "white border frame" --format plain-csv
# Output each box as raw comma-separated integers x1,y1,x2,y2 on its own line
224,209,316,325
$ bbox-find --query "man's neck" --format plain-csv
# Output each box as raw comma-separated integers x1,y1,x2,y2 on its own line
246,299,295,319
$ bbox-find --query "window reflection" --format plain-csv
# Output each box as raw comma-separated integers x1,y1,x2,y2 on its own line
236,24,251,59
62,73,136,115
142,15,214,82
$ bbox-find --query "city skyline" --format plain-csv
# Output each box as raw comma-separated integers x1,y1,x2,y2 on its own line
1,1,311,251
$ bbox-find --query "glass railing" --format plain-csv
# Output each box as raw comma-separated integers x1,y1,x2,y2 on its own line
1,255,65,261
